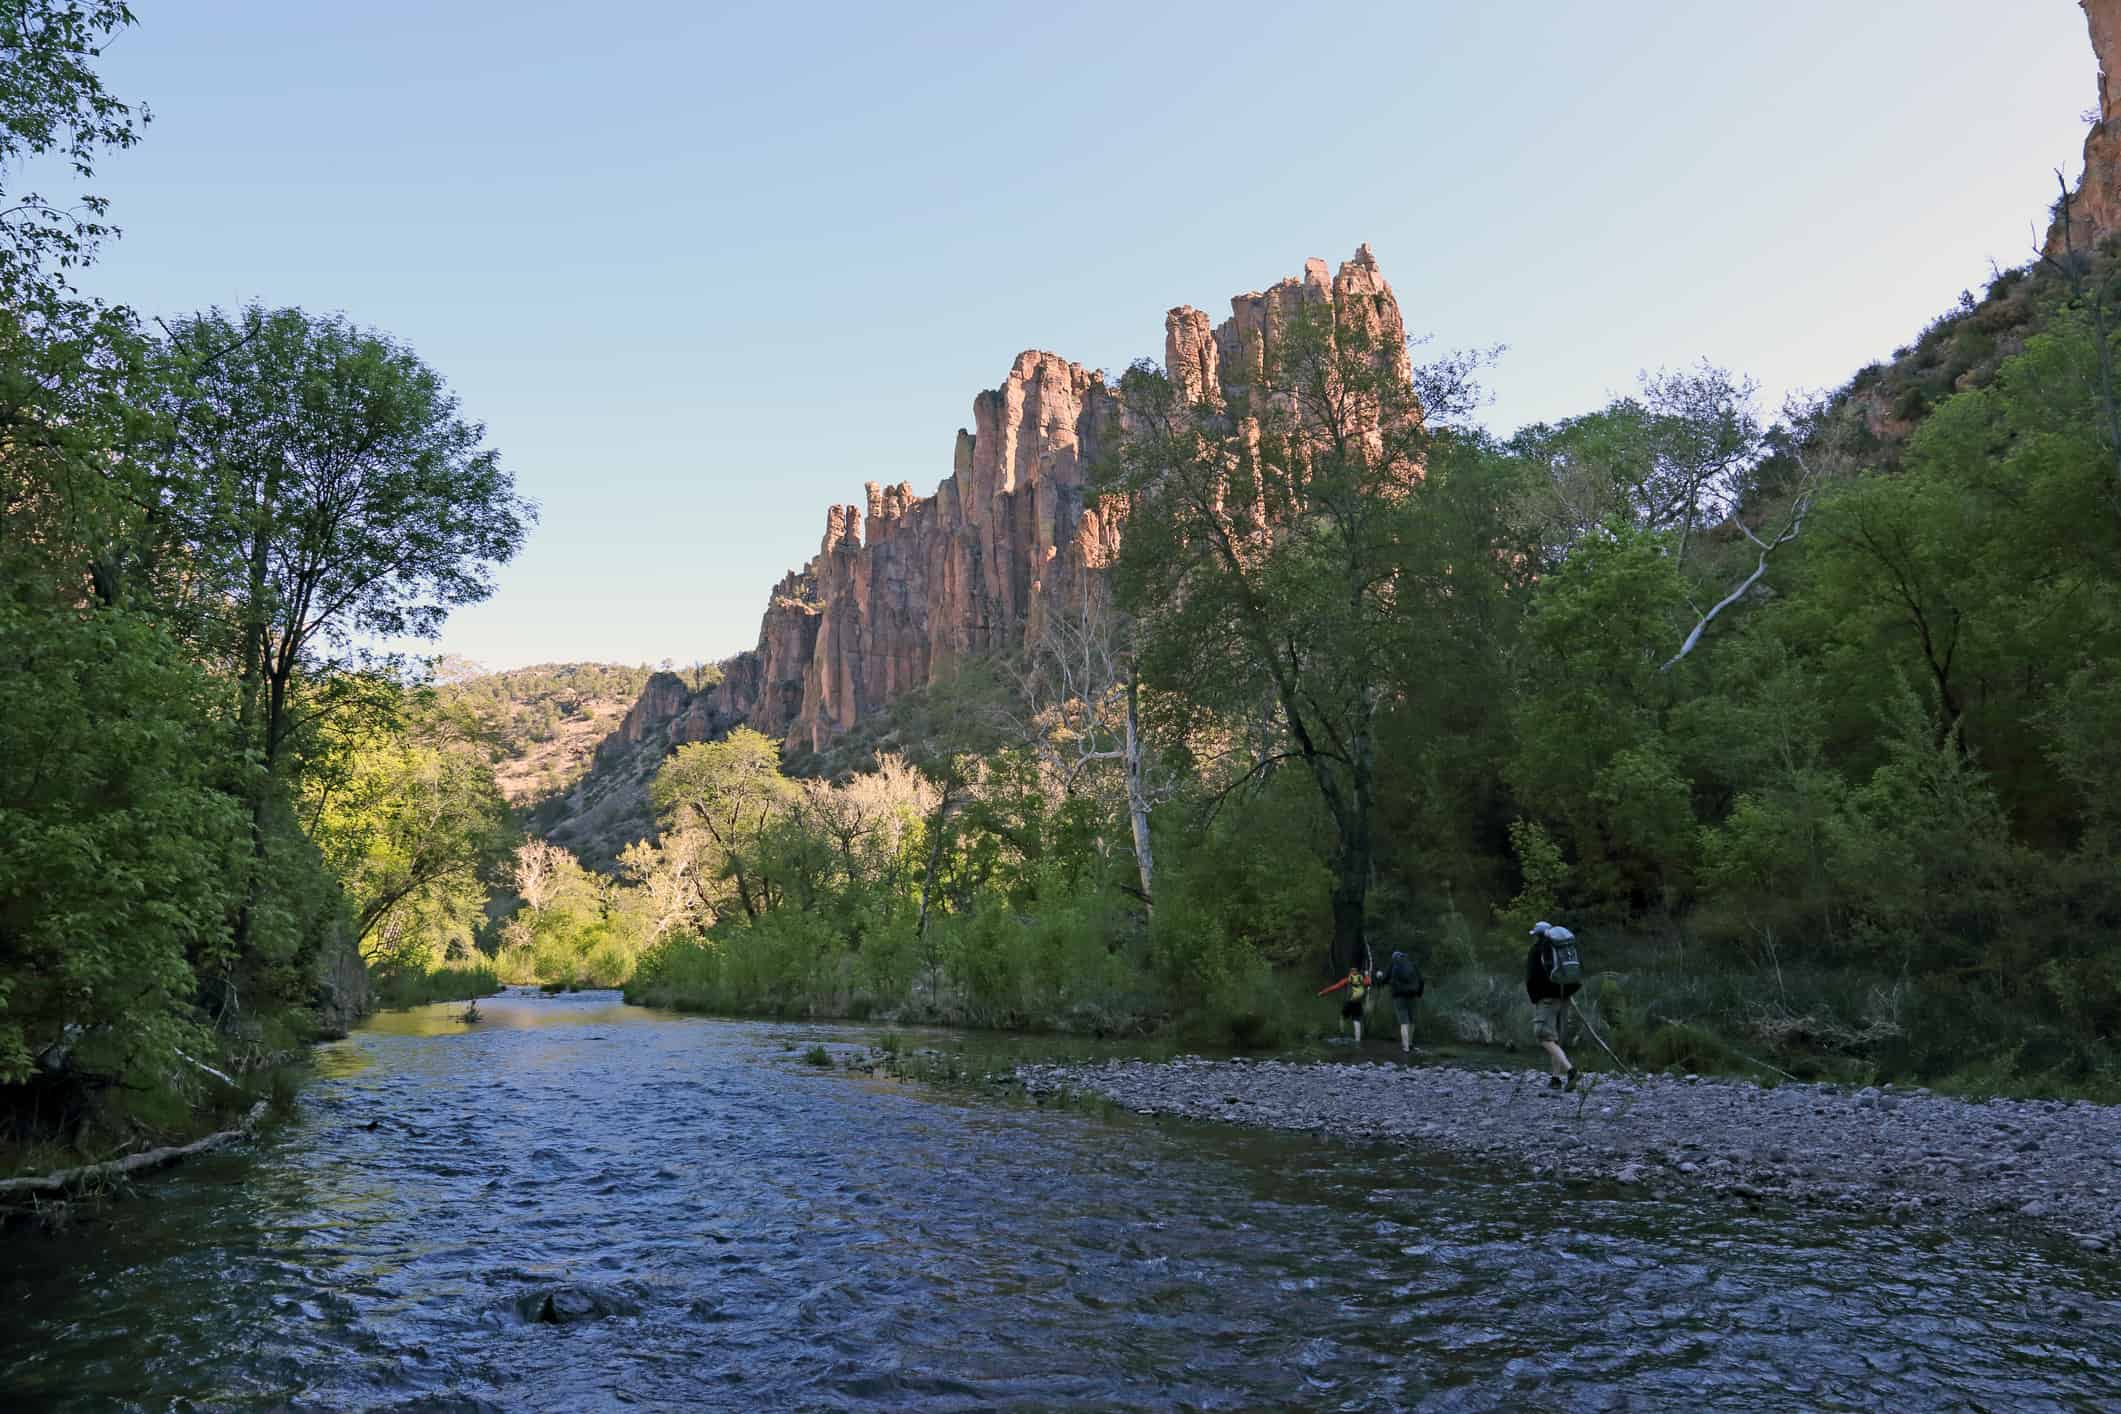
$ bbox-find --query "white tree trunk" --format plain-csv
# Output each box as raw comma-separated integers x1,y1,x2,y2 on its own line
1123,676,1154,908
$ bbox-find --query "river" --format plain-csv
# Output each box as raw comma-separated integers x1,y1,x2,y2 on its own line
3,989,2116,1411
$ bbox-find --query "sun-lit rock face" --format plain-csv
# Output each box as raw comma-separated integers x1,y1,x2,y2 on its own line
626,247,1408,762
2049,0,2121,257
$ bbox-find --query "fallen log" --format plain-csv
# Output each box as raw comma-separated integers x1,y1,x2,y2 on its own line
0,1100,270,1200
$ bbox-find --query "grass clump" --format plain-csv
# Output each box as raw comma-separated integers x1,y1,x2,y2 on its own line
371,963,501,1010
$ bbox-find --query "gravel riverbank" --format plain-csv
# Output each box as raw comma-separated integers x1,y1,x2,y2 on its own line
1014,1056,2121,1252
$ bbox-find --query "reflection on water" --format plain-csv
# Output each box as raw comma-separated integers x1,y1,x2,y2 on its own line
2,989,2117,1411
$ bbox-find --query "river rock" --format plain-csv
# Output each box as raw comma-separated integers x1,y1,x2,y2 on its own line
512,1283,641,1325
1013,1056,2121,1246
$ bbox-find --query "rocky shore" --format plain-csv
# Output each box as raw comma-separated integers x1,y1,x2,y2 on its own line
1014,1057,2121,1252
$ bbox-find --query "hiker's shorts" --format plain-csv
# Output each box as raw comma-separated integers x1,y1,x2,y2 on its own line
1341,998,1365,1022
1391,995,1416,1027
1532,998,1566,1044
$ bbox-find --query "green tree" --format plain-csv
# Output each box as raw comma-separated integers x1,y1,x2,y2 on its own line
0,0,145,303
500,840,613,985
1105,306,1455,972
149,307,532,972
305,693,513,971
1372,430,1538,910
0,597,243,1089
157,306,533,774
1508,363,1764,565
650,728,796,922
1507,523,1696,911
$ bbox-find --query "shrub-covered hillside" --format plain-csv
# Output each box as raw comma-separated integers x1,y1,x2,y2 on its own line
439,661,665,808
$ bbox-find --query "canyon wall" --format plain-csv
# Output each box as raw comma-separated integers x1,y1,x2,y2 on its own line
553,246,1405,860
2050,0,2121,256
715,244,1403,756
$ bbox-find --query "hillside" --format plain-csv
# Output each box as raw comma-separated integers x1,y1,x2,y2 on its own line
437,661,682,811
529,669,743,868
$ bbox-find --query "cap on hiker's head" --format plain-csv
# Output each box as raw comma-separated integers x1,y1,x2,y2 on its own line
1530,921,1551,937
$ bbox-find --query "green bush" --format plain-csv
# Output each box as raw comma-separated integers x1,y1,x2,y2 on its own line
0,600,247,1096
372,963,500,1009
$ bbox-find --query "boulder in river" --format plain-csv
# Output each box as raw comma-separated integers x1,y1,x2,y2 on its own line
510,1282,641,1325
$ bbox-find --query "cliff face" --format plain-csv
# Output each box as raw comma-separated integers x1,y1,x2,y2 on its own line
2049,0,2121,257
755,244,1401,756
564,246,1406,855
701,348,1127,752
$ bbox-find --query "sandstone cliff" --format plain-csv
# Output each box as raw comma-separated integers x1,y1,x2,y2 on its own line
2049,0,2121,257
558,247,1406,860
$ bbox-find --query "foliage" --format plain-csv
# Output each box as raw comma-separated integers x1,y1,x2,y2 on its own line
495,841,624,987
9,0,2119,1120
304,688,514,972
1103,307,1477,973
371,962,500,1010
0,11,534,1161
0,598,240,1088
0,0,144,302
614,248,2121,1093
650,727,799,922
154,305,531,768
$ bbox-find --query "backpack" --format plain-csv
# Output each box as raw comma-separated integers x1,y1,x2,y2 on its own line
1387,951,1422,997
1544,928,1583,991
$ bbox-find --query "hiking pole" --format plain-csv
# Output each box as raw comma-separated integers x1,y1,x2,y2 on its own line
1568,997,1637,1077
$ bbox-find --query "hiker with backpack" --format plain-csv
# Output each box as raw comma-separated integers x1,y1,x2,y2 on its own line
1317,963,1379,1044
1526,921,1582,1091
1384,949,1424,1055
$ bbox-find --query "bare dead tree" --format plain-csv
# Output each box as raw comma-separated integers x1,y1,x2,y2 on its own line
1660,391,1835,672
1661,479,1817,671
1634,364,1764,567
1010,575,1167,907
512,838,571,911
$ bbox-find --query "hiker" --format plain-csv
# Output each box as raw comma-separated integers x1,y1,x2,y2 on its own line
1384,948,1424,1055
1526,921,1582,1091
1317,963,1378,1044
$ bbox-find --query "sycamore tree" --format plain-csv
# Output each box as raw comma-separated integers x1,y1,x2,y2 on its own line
1508,364,1764,564
304,691,514,971
500,840,620,985
650,728,796,923
155,306,532,774
1011,573,1165,907
145,306,531,980
1104,304,1480,972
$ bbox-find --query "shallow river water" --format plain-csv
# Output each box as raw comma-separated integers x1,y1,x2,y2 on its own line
3,990,2118,1411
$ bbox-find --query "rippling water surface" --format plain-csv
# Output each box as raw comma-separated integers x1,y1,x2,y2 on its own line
3,990,2117,1411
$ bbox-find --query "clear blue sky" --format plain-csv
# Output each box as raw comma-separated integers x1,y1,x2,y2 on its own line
77,2,2092,669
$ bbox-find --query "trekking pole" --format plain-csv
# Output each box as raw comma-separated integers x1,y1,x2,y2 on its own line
1568,997,1637,1077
